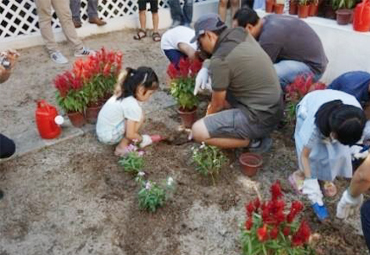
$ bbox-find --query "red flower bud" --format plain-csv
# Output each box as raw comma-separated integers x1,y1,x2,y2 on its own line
257,224,268,242
270,226,279,239
254,198,261,211
291,201,304,214
270,181,283,200
245,217,253,230
246,202,255,216
283,226,290,236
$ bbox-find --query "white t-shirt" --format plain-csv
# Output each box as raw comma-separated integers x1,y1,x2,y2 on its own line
160,26,197,52
96,95,142,135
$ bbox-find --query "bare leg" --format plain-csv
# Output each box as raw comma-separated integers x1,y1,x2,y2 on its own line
192,119,250,149
218,0,228,22
115,114,145,156
139,10,146,30
230,0,240,18
152,12,159,33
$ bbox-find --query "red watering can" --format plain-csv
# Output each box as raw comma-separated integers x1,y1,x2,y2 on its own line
35,100,63,139
353,0,370,32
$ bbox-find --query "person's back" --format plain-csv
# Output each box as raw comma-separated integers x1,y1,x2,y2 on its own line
210,27,282,124
260,15,327,75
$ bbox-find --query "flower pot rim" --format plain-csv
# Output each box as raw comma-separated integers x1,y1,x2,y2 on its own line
177,106,197,113
336,9,353,15
239,153,263,167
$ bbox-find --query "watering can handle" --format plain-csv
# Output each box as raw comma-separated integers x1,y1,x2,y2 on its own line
37,100,50,111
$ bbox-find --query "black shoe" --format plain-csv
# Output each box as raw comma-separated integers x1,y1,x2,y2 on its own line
0,189,4,200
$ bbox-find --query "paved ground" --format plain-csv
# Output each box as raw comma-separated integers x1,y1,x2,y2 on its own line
0,28,175,158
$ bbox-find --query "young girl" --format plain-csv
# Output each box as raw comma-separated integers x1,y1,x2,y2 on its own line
292,89,366,220
96,67,159,156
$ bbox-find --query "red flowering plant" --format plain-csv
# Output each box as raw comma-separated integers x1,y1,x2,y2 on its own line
54,70,87,113
167,58,202,111
81,47,123,106
241,181,314,255
54,47,123,112
285,74,326,124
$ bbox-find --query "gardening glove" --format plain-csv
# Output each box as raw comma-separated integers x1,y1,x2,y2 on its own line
194,67,212,95
302,178,324,206
350,144,369,161
139,134,153,148
336,189,363,219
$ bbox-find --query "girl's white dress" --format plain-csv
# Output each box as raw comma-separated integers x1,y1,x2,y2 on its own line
294,89,362,181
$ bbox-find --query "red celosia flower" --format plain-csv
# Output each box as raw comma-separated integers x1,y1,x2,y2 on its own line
246,202,255,216
270,226,279,239
257,224,268,242
283,226,290,236
270,181,283,200
167,63,179,79
274,210,286,225
254,198,261,211
292,220,311,246
245,217,253,230
291,201,304,214
103,63,111,77
178,58,191,77
189,58,202,76
286,211,296,223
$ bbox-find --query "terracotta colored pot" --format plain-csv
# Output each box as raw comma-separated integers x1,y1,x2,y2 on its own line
274,3,285,14
239,153,263,177
336,9,353,25
177,107,197,128
324,5,337,19
85,105,102,124
308,3,319,16
67,111,86,128
298,4,310,18
266,0,275,12
289,1,298,14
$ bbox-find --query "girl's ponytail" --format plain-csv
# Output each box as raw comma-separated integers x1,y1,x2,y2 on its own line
114,68,135,98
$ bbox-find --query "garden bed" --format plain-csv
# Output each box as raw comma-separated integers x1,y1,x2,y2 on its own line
0,107,368,255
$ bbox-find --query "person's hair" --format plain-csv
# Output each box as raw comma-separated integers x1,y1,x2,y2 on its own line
315,100,366,145
233,6,260,27
115,67,159,100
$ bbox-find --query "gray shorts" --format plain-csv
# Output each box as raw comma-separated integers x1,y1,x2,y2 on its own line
203,108,275,140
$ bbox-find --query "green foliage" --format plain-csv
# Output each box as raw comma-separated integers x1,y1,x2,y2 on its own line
85,74,116,105
56,90,87,113
192,143,228,185
137,181,166,212
170,77,199,110
332,0,355,9
118,151,144,174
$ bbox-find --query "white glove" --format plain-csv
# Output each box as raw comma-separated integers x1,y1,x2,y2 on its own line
336,189,363,219
194,67,212,95
350,144,369,160
302,178,324,206
139,134,153,148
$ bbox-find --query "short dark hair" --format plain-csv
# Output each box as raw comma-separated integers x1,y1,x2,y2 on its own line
233,6,260,27
315,100,366,145
211,26,227,36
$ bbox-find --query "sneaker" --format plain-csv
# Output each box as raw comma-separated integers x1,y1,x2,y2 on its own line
50,51,68,64
248,136,273,153
74,47,95,57
170,20,182,29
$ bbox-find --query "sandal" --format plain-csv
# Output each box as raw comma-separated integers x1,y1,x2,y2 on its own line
152,32,161,42
133,29,147,40
322,181,337,197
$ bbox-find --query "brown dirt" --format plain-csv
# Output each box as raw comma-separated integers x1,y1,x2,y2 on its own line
0,113,369,255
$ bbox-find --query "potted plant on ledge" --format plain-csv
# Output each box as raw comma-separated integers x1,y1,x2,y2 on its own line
167,58,202,128
309,0,320,16
332,0,356,24
274,0,285,14
298,0,311,18
289,0,299,14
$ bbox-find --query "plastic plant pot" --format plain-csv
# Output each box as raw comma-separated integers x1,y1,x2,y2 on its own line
177,107,197,128
239,153,263,177
67,111,86,128
274,3,285,14
336,9,353,25
298,4,310,18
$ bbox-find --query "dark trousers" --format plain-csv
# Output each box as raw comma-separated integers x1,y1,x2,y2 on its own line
0,134,16,159
361,200,370,252
164,49,186,67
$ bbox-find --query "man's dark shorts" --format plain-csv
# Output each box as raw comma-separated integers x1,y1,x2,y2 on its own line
138,0,158,13
203,108,278,140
